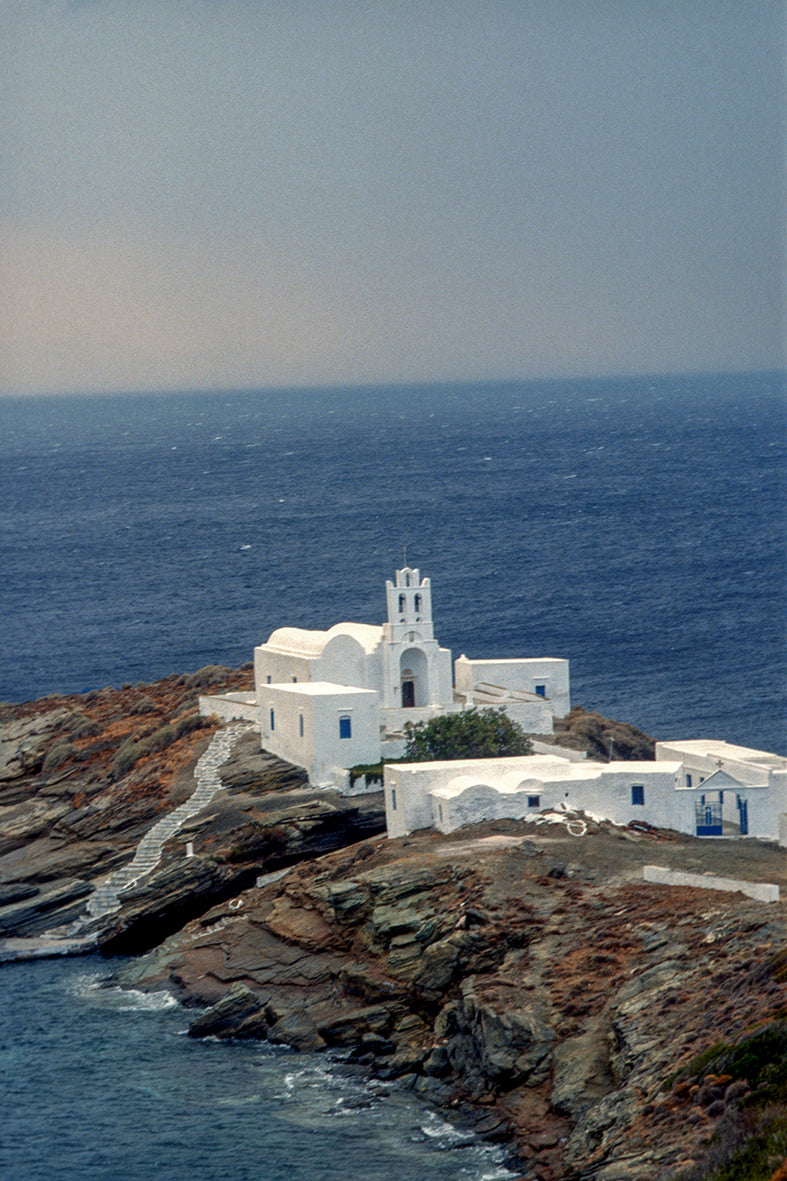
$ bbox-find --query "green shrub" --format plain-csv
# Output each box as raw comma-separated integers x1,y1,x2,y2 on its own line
349,762,384,787
111,736,153,778
184,665,233,689
149,724,177,753
174,713,209,739
129,695,158,716
403,707,533,762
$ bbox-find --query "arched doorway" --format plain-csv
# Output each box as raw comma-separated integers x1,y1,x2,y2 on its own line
399,647,429,707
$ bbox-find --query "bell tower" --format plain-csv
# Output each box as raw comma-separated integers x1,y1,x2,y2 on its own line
380,565,452,712
384,567,434,643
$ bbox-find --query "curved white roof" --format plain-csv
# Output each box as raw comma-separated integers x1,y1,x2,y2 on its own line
432,774,500,800
324,622,383,654
264,627,329,656
499,771,545,795
265,620,383,658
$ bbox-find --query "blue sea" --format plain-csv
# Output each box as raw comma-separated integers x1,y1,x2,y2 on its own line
1,373,785,752
0,373,785,1178
0,957,515,1181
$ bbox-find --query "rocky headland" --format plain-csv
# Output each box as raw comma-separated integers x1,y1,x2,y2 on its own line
2,673,786,1180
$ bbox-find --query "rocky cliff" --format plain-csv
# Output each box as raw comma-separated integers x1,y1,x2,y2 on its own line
2,676,785,1180
0,668,385,944
112,819,787,1181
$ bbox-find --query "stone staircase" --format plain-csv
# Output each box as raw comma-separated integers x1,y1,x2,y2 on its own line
84,721,250,922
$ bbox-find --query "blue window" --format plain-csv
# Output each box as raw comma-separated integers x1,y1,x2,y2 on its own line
631,784,644,806
339,715,352,739
266,675,271,684
527,795,540,808
391,788,397,811
269,709,275,731
535,684,546,697
686,773,692,787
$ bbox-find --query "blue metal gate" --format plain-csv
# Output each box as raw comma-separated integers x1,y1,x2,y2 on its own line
695,798,723,836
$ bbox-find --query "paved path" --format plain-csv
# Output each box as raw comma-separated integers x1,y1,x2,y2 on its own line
84,721,251,921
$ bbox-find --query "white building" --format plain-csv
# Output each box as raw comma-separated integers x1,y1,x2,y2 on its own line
200,566,571,789
383,739,787,846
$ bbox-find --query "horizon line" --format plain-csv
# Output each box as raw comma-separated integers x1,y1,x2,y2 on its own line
1,367,784,401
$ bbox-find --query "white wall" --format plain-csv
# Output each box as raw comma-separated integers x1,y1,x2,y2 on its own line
260,683,380,787
199,692,259,725
497,699,556,735
385,756,689,838
455,656,571,716
310,688,380,786
384,755,574,839
316,633,381,691
656,740,787,842
254,645,314,695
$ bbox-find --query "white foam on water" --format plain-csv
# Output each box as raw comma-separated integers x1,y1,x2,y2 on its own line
418,1110,475,1144
71,974,178,1013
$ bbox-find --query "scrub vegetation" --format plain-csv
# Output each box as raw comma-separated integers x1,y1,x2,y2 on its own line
676,1019,787,1181
402,706,533,762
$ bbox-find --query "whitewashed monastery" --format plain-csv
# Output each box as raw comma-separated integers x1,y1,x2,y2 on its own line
201,566,787,848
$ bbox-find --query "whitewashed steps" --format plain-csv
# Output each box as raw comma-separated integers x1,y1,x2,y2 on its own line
83,721,250,922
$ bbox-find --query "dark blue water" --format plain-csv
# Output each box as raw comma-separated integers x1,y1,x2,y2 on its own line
0,957,514,1180
1,373,784,752
1,374,785,1177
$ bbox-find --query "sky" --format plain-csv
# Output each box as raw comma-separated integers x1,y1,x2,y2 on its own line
1,1,784,396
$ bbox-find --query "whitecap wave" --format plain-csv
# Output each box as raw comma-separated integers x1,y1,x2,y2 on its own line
70,975,178,1012
418,1111,475,1144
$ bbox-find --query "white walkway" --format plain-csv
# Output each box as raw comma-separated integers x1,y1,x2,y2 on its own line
84,721,249,921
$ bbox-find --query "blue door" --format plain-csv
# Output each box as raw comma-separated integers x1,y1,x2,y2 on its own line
737,796,749,835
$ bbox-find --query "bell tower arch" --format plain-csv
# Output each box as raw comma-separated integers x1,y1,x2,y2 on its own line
384,567,434,643
381,566,452,712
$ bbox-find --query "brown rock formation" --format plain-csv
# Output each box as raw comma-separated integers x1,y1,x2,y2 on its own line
552,707,656,761
112,822,787,1180
0,667,384,941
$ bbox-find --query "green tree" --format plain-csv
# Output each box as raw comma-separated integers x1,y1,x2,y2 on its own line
402,707,533,762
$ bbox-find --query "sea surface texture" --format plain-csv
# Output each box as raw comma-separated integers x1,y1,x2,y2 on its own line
1,372,784,752
0,957,515,1181
0,374,785,1178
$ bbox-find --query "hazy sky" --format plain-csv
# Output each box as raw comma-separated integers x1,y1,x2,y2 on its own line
2,1,784,395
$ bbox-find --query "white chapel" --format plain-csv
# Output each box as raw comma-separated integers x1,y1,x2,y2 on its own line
201,566,570,790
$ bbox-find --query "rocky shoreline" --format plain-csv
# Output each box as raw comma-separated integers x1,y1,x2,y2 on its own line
2,671,786,1180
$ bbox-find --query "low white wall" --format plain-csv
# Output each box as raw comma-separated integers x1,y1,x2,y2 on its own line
384,755,574,839
643,865,780,903
531,741,586,761
199,693,260,725
454,656,570,716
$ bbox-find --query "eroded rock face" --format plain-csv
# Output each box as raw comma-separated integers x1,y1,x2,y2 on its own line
0,670,385,940
4,680,786,1178
0,709,72,782
111,826,787,1180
